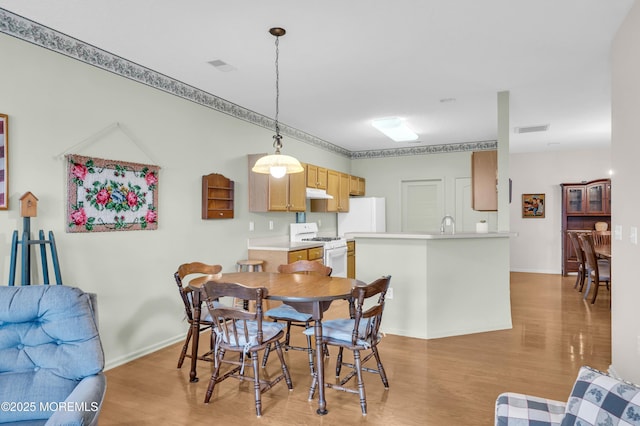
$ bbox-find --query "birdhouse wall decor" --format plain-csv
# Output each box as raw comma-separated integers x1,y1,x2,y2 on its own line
19,192,38,217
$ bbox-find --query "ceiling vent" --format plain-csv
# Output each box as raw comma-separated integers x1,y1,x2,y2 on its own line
208,59,236,72
514,124,549,134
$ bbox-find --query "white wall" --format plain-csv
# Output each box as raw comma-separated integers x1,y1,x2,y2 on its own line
509,149,611,273
0,33,349,368
611,1,640,383
352,148,613,276
350,152,498,232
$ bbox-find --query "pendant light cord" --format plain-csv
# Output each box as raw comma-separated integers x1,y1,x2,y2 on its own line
273,34,283,152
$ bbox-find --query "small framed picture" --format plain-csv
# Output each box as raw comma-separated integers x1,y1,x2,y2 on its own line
522,193,545,218
0,114,7,210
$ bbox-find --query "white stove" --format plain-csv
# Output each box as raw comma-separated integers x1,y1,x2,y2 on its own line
290,223,348,277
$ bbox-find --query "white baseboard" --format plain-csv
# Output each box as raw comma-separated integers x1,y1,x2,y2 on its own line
104,334,184,371
509,268,562,274
426,321,513,340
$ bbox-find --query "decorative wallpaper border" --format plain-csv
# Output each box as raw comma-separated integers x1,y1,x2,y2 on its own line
350,140,497,159
0,8,496,160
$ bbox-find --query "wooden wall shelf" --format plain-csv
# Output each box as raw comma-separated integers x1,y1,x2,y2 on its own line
202,173,234,219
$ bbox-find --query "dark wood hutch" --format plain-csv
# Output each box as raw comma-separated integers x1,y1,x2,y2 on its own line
561,178,611,275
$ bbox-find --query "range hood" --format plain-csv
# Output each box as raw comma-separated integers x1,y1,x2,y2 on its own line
306,188,333,199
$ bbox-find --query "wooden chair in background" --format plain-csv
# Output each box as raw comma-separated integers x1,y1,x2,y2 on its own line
592,230,611,247
568,232,587,292
202,281,293,417
578,234,610,304
307,275,392,415
173,262,222,369
261,260,332,375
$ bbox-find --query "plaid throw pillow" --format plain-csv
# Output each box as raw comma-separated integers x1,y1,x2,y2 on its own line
495,392,566,425
561,366,640,425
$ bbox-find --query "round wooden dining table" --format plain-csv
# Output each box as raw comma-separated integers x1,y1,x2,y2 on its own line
188,271,364,415
595,244,611,259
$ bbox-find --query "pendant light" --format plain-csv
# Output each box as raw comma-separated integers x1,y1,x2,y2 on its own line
252,27,304,179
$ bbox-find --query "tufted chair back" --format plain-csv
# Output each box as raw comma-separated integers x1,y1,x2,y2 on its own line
0,285,105,425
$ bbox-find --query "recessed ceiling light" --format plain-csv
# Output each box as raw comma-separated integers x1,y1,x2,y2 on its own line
371,117,418,142
208,59,237,72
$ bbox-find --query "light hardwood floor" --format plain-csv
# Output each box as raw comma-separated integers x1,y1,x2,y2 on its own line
100,272,611,425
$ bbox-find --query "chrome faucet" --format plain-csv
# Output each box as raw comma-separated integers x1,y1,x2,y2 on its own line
440,214,455,234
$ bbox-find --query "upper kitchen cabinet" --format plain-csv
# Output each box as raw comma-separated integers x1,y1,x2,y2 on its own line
310,169,350,212
337,172,350,211
248,154,306,212
471,150,497,211
349,175,366,196
305,163,328,190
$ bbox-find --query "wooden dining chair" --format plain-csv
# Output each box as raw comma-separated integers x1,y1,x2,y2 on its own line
578,234,610,304
173,262,222,368
592,229,612,273
568,232,587,291
306,275,391,415
261,260,332,375
201,280,293,417
592,230,611,247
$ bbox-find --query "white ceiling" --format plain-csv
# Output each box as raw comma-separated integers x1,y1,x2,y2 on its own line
0,0,634,154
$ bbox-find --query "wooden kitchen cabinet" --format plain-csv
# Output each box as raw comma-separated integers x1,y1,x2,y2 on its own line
248,154,306,212
310,169,350,212
249,246,324,272
307,247,324,261
305,163,328,190
349,175,366,196
338,173,350,211
347,240,355,278
201,173,234,219
471,150,497,211
287,249,308,263
288,246,323,263
561,178,611,275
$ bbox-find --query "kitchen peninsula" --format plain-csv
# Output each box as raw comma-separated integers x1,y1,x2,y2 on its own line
346,232,512,340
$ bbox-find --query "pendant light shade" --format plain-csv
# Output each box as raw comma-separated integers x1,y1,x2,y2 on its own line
252,27,303,178
251,142,304,178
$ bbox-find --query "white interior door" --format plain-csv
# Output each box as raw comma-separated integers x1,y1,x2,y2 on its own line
401,179,443,232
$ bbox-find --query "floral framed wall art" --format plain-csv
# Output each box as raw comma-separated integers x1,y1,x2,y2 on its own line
0,114,8,209
66,154,159,232
522,193,545,218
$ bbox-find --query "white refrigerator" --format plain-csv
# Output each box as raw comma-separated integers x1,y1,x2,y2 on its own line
338,197,386,236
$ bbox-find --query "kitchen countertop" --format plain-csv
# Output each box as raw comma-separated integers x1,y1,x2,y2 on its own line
344,231,513,240
247,236,324,251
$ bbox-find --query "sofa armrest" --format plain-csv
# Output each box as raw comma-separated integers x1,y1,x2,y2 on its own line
495,392,566,426
45,373,106,426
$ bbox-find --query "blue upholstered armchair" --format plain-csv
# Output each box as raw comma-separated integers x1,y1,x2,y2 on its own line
0,285,106,426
